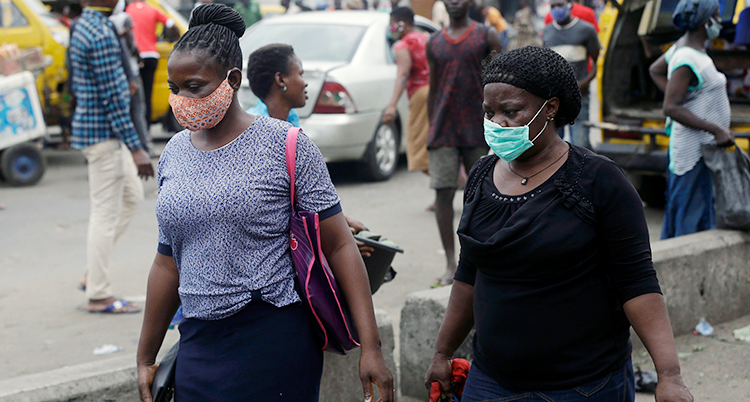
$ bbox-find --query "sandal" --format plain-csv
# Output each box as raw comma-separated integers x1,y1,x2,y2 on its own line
88,299,141,314
430,277,454,288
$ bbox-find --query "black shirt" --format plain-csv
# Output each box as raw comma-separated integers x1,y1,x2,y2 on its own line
455,146,661,390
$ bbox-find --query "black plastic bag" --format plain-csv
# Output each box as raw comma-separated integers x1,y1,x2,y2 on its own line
702,144,750,231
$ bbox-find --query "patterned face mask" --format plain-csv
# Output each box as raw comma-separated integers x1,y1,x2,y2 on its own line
168,73,235,132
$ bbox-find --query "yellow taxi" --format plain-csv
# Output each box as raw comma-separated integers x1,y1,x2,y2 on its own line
592,0,749,204
0,0,69,125
0,0,186,127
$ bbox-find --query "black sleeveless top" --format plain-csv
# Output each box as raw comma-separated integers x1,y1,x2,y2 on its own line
427,22,490,149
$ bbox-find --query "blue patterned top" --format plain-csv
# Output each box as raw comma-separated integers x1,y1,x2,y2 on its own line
68,8,141,151
156,116,341,320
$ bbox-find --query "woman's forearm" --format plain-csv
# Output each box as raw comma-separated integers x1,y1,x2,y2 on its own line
434,280,475,358
136,254,181,366
387,75,408,109
663,103,725,137
623,293,681,377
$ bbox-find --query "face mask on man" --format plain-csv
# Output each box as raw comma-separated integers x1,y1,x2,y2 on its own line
550,3,572,24
169,70,235,132
483,100,549,162
705,17,722,40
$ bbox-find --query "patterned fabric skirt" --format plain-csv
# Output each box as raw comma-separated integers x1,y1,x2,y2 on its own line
407,85,430,173
175,299,323,402
661,157,715,240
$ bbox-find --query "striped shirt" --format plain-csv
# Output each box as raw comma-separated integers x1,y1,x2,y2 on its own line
542,18,600,82
69,9,141,151
666,46,730,175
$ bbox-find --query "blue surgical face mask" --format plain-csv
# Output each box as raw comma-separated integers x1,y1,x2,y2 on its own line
483,100,549,162
550,3,572,24
705,17,722,40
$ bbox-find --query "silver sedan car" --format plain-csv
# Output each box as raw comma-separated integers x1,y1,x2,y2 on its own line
239,11,439,180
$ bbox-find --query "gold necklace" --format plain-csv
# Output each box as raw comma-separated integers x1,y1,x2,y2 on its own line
507,148,570,185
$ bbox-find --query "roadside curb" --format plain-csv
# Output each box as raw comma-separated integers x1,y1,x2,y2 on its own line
0,354,137,402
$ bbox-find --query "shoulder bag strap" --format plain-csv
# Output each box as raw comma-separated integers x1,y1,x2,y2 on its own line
286,127,302,208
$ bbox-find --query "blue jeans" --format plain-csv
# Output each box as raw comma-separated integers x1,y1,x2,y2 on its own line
461,361,635,402
661,158,715,240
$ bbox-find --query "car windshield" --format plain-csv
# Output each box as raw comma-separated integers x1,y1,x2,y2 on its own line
21,0,62,27
240,23,367,62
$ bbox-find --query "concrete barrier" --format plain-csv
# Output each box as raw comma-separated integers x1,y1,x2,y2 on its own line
399,286,473,401
320,309,397,402
652,230,750,336
399,229,750,400
0,309,395,402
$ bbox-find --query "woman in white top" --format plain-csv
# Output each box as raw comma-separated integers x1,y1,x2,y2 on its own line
649,0,733,239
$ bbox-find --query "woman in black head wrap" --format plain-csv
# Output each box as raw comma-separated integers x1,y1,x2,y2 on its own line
424,46,693,402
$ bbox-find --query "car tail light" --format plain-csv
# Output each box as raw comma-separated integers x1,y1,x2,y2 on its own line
313,82,357,114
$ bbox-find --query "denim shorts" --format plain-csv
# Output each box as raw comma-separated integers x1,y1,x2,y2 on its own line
461,360,635,402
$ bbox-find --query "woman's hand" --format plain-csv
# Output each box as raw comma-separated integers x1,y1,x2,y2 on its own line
655,373,693,402
713,126,734,147
345,216,375,257
424,353,453,400
382,105,397,126
137,363,159,402
359,347,394,402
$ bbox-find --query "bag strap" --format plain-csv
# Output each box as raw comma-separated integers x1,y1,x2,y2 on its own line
286,127,302,207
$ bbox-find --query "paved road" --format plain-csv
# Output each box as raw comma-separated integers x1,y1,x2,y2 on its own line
1,130,747,400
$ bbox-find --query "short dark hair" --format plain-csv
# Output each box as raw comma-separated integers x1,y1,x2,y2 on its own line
390,6,414,25
482,46,581,127
171,4,245,71
246,44,296,100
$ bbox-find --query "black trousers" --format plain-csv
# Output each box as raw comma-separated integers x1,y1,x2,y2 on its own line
139,57,159,126
175,299,324,401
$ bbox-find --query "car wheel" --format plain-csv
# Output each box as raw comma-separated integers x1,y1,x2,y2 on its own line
362,121,399,181
0,143,46,186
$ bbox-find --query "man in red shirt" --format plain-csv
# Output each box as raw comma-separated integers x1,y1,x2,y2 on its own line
544,1,599,31
125,0,179,126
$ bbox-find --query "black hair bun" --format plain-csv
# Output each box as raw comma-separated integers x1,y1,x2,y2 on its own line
189,3,246,39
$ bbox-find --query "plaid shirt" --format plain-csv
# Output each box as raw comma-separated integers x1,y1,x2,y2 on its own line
69,8,141,151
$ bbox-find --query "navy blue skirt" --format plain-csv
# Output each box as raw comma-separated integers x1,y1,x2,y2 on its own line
174,297,324,402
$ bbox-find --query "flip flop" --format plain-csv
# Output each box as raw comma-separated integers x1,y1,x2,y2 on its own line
89,300,141,314
430,277,453,288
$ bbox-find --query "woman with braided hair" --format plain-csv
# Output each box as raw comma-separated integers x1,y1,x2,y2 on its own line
424,46,692,402
135,4,393,401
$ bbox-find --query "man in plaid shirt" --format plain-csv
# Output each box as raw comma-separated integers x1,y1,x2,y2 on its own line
69,0,154,314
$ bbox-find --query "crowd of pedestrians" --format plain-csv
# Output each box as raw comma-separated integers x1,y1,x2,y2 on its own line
60,0,736,400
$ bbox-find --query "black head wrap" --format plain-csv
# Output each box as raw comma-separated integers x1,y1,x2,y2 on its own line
482,46,581,127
